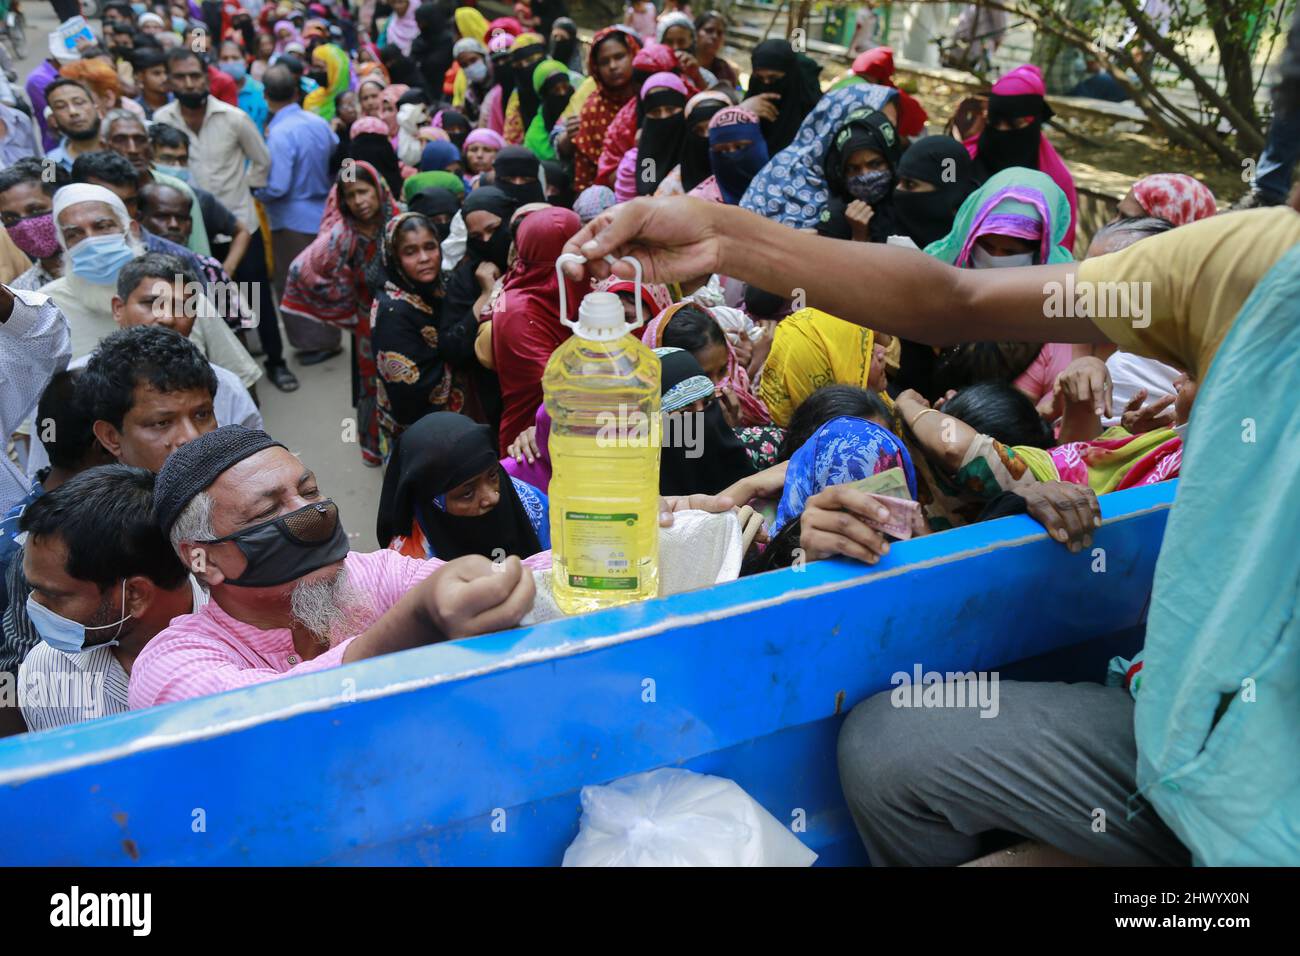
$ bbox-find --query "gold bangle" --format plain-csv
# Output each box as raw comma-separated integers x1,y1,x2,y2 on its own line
908,407,942,431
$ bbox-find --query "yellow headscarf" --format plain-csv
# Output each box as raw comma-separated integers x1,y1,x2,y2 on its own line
758,307,891,427
454,7,490,45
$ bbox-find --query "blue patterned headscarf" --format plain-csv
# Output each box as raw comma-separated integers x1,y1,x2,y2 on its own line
773,416,917,535
740,83,900,229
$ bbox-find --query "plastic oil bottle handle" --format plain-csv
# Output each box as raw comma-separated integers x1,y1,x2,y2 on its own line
555,253,645,333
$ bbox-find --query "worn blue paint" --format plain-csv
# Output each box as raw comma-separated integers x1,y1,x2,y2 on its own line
0,482,1176,865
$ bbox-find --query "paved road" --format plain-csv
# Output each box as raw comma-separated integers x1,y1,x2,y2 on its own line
13,4,385,550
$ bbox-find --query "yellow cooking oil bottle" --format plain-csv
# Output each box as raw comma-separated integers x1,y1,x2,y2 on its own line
544,254,661,613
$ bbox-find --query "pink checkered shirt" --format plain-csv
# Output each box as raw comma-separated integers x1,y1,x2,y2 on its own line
128,550,441,709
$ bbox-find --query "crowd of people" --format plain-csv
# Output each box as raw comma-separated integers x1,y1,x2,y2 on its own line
0,0,1294,867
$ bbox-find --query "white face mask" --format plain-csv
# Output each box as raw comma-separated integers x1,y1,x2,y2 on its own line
968,244,1036,270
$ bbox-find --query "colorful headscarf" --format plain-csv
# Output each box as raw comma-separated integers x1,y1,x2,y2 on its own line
303,44,351,120
967,64,1078,250
708,106,767,205
454,7,490,45
1130,173,1217,226
596,273,674,320
385,2,421,56
645,301,770,426
403,170,466,202
773,415,917,535
741,83,899,229
273,19,301,54
488,16,524,38
465,128,506,151
523,58,571,161
572,25,642,190
923,167,1074,269
757,307,884,428
351,115,390,138
420,139,462,172
573,184,616,223
848,46,928,138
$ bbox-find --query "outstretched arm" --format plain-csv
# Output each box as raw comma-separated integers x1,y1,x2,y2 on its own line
562,198,1111,348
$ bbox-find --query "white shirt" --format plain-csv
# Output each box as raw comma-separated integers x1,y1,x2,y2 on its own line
19,578,208,732
153,97,271,235
1103,351,1182,429
0,287,69,513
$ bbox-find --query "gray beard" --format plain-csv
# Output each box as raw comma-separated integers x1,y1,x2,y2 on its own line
288,566,372,645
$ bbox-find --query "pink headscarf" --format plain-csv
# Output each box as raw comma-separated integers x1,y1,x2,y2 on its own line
350,116,390,138
1131,173,1218,226
966,64,1079,251
273,19,302,54
378,83,409,137
615,148,639,203
385,4,421,56
643,301,770,426
464,128,506,151
640,71,689,99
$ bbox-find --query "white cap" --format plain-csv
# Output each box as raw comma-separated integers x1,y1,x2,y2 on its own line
572,292,629,342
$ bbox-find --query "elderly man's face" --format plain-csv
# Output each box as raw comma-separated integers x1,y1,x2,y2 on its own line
105,118,153,174
196,448,343,590
95,383,216,472
57,200,125,250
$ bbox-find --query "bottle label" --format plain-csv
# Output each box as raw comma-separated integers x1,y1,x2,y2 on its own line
562,511,639,590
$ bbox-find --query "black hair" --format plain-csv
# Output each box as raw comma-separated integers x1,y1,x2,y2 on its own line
262,63,297,103
132,47,168,71
396,88,429,107
661,305,726,354
133,33,161,51
740,518,803,575
115,251,195,301
148,122,188,152
165,46,206,71
930,342,1041,396
19,464,189,592
101,1,136,21
278,54,305,77
82,326,218,431
941,382,1054,449
0,157,57,198
70,150,140,188
1092,215,1175,247
695,10,727,30
34,370,100,472
778,385,893,462
43,77,95,104
743,285,789,320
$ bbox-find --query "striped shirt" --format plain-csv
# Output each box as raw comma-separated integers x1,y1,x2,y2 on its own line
18,579,208,733
128,550,440,710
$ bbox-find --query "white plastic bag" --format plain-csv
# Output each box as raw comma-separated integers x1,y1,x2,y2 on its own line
562,768,818,867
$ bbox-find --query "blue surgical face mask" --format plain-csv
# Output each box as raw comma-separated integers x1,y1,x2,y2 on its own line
465,59,488,83
26,581,133,654
846,169,893,205
131,2,147,13
154,163,192,183
172,16,189,33
69,232,136,285
219,60,247,83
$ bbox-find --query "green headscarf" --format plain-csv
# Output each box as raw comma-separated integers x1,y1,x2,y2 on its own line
402,170,467,203
523,59,572,162
923,167,1074,267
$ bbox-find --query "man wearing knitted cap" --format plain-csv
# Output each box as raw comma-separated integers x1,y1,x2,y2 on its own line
128,426,535,708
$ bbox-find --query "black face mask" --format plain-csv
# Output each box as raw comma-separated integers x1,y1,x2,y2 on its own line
431,217,452,242
975,122,1042,176
551,36,575,65
308,69,329,88
894,190,960,249
175,90,210,110
497,178,546,206
469,222,514,271
201,499,350,588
